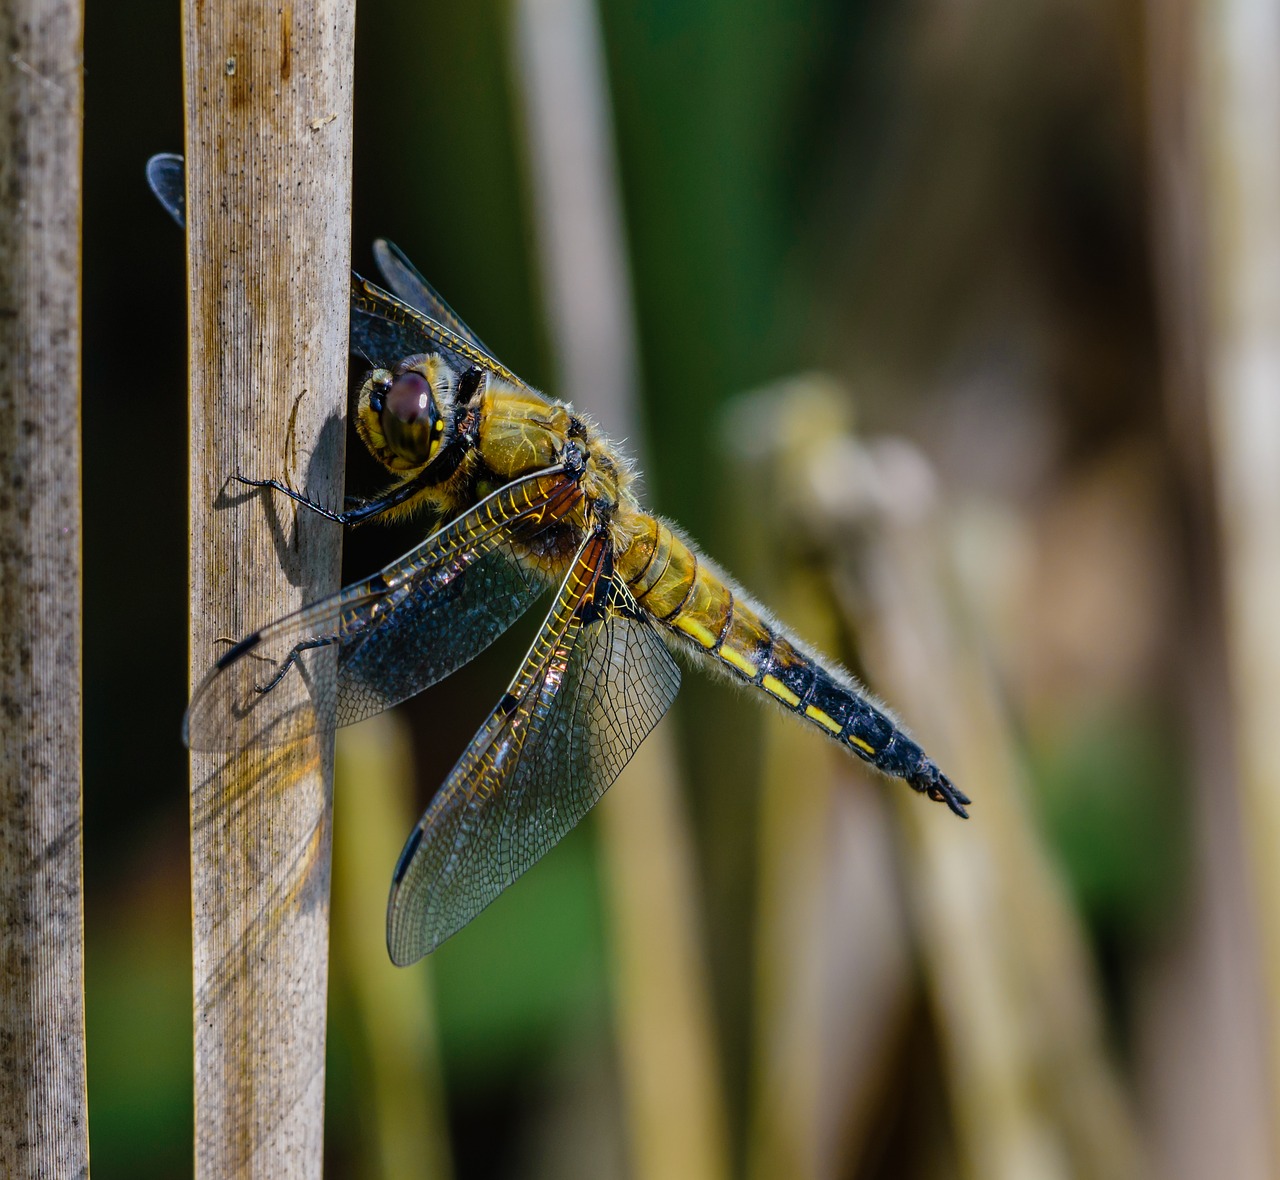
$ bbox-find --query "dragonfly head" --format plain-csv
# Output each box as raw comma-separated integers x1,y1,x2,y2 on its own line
356,353,455,473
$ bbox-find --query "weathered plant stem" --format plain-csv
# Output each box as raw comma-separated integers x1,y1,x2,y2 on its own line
182,2,354,1174
727,379,1145,1180
0,1,88,1175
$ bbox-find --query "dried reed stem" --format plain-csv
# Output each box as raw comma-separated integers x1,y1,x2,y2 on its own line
0,2,88,1174
722,384,913,1180
1139,3,1273,1174
182,2,354,1173
837,434,1146,1180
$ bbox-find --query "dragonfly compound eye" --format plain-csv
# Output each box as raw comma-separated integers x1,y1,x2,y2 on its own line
386,371,432,423
382,370,442,464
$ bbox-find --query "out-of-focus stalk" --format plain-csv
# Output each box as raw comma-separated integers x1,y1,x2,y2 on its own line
333,715,453,1180
1139,3,1273,1175
0,2,88,1174
729,378,1145,1180
182,2,354,1173
724,385,914,1180
1197,2,1280,1164
511,2,730,1177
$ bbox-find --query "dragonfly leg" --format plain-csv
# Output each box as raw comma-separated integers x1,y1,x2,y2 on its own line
236,474,349,523
255,634,339,694
236,468,435,526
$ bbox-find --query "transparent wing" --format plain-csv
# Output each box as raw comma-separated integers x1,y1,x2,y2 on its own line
184,467,582,751
144,151,531,389
386,534,682,964
350,273,543,399
372,239,497,359
146,152,186,228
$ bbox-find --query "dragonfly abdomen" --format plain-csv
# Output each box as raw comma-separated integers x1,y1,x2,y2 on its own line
615,511,969,815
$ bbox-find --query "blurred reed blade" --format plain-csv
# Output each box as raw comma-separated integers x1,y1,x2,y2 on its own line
182,3,354,1174
725,377,1146,1180
720,383,915,1180
1196,1,1280,1165
747,577,915,1180
511,2,731,1177
333,715,453,1180
0,3,89,1174
1141,4,1276,1175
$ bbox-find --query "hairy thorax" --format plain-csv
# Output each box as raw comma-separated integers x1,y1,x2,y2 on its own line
467,380,641,585
477,381,633,528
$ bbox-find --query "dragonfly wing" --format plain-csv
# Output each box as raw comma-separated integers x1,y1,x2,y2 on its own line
184,467,581,751
372,239,497,359
335,542,539,725
386,533,682,964
350,273,542,399
146,153,186,228
139,157,509,383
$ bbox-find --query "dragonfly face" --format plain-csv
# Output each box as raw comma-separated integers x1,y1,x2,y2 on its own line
356,354,454,473
181,231,972,965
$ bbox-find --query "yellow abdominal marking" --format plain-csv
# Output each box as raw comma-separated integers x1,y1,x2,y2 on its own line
674,616,717,648
804,705,843,735
848,733,875,755
761,675,800,707
720,647,758,679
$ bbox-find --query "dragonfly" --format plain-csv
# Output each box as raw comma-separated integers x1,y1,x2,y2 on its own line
148,154,969,966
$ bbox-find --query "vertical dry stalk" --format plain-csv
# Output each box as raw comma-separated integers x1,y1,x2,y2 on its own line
0,1,87,1175
1139,2,1274,1175
512,2,731,1177
1198,1,1280,1159
333,716,454,1180
182,2,354,1174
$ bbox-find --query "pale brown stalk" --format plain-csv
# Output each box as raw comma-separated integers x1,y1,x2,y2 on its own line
182,2,354,1173
0,1,88,1174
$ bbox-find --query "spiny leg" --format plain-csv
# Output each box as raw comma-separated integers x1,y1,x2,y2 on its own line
255,633,340,695
236,466,435,527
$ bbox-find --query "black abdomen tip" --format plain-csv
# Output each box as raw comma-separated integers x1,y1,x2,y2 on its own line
917,764,971,819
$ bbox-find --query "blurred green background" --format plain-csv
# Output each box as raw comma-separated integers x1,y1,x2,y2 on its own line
83,1,1257,1177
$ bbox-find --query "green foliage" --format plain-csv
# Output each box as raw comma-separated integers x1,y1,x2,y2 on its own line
1033,709,1189,941
431,821,609,1090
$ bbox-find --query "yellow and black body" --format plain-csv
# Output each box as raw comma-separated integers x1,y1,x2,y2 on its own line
185,239,968,964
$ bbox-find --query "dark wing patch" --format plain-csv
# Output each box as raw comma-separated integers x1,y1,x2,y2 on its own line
386,537,681,964
184,467,579,751
372,239,497,359
146,152,186,228
350,273,542,400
